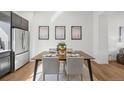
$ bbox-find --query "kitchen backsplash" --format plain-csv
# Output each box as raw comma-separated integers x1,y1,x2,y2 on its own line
0,37,5,50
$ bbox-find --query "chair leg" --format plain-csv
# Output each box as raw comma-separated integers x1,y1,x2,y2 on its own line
57,73,59,81
43,73,45,81
67,74,69,81
81,74,83,81
64,70,66,77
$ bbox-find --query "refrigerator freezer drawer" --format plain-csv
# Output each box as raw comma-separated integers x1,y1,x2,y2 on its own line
15,51,29,70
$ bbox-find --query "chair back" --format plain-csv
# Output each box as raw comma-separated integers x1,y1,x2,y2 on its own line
66,57,84,75
42,57,59,74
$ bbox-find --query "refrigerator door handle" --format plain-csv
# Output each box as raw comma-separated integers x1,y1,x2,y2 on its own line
22,32,24,49
23,32,25,50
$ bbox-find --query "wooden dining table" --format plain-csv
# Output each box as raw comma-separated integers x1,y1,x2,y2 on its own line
31,50,94,81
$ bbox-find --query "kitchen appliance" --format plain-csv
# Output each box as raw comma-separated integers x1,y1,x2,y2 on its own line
0,11,11,77
12,28,29,70
0,51,11,77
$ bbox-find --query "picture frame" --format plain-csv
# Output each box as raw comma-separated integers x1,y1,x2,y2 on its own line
71,26,82,40
55,26,66,40
119,26,124,42
39,26,49,40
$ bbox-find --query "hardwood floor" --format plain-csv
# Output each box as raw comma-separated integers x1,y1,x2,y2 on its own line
0,61,124,81
92,61,124,81
0,62,35,81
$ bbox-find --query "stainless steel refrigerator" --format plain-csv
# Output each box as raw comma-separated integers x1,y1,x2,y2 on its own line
12,28,29,70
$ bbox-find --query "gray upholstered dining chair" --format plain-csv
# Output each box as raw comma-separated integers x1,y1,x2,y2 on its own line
42,56,60,81
65,57,84,81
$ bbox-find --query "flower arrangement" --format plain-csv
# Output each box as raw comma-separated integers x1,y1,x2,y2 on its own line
57,41,66,55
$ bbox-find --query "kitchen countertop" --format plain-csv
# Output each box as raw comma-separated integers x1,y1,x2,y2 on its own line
0,50,11,54
0,50,11,58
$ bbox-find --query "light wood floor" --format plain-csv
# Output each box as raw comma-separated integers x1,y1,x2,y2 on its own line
0,61,124,81
92,61,124,81
0,62,35,81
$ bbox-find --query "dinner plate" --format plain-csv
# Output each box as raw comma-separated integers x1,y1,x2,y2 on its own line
67,53,80,57
43,54,57,57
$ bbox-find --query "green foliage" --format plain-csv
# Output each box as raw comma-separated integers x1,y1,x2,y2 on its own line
57,42,66,50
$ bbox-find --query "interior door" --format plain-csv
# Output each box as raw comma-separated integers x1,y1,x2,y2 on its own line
13,28,24,55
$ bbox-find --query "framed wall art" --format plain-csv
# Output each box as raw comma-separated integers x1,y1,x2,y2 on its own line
55,26,66,40
39,26,49,40
71,26,82,40
119,26,124,42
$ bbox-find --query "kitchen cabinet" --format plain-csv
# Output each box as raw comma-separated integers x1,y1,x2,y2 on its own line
0,51,11,77
11,12,29,31
21,18,28,31
12,12,22,29
0,56,10,77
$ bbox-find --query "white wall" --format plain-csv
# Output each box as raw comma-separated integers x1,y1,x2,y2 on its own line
31,11,94,57
108,12,124,60
93,12,109,64
98,14,108,64
93,11,124,62
93,12,99,60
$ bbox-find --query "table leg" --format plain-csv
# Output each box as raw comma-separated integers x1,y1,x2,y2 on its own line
63,61,65,74
87,59,93,81
33,60,39,81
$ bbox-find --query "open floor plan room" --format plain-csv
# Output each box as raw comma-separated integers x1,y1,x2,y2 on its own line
0,11,124,81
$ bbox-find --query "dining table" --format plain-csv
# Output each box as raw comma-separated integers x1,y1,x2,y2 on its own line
31,50,94,81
